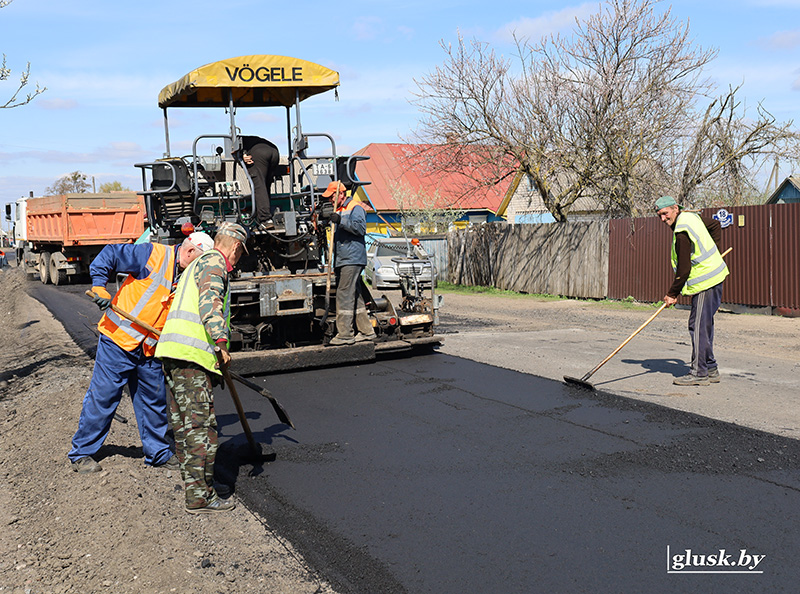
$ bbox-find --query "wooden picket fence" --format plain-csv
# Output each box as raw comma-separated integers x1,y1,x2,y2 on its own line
446,222,609,299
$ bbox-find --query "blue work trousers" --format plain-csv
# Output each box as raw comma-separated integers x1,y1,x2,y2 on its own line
68,334,172,465
688,283,723,377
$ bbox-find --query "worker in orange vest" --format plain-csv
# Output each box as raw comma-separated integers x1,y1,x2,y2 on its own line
68,232,213,473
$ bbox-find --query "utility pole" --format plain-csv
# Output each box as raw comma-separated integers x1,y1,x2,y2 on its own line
766,156,780,195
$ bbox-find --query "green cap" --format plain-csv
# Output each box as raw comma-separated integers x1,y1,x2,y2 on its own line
655,196,678,211
215,222,249,253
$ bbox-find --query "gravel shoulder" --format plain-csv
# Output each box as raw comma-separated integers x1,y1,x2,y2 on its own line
0,266,337,594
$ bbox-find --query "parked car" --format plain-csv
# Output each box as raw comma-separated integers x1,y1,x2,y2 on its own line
364,238,437,290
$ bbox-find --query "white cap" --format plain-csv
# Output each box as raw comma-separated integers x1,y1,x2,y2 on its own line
188,231,214,252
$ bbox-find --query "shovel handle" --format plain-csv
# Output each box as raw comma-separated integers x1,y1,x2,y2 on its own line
84,289,293,431
215,347,260,456
85,290,162,337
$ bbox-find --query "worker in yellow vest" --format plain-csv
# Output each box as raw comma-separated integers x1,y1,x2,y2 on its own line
155,222,248,514
656,196,729,386
68,232,214,473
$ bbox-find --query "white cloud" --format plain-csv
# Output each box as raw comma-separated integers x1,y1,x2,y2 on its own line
494,3,596,44
33,71,162,108
37,98,79,110
353,16,385,41
242,112,280,124
760,29,800,50
0,141,149,166
749,0,800,6
397,25,415,40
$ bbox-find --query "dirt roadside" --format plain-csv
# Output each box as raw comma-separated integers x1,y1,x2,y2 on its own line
0,266,337,594
1,263,798,593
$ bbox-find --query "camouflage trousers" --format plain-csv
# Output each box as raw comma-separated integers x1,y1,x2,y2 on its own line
161,358,220,509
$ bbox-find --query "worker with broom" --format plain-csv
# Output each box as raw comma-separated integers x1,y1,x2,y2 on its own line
656,196,729,386
155,222,248,514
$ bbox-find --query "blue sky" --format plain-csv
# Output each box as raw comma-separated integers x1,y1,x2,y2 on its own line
2,0,800,223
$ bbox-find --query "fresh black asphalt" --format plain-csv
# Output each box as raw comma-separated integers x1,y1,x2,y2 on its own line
29,279,800,593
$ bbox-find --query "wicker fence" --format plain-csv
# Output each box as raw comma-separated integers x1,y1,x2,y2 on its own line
446,222,609,299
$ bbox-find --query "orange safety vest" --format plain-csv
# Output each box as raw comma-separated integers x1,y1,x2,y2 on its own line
97,243,177,356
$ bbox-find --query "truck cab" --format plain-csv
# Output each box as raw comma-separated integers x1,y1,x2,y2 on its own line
4,197,27,261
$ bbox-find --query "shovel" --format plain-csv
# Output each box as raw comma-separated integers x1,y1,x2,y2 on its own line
85,290,294,433
564,246,732,390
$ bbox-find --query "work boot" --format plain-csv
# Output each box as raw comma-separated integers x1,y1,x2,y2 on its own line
185,497,236,515
328,334,355,346
707,368,720,383
354,332,377,342
161,454,180,470
673,373,710,386
214,483,233,498
71,456,102,473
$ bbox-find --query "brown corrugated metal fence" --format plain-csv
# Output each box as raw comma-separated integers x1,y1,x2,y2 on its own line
609,203,800,309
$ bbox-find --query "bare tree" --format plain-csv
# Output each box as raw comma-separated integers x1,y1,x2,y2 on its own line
46,171,91,195
390,180,466,235
676,88,797,207
410,34,590,222
98,180,132,192
1,0,46,109
553,0,717,217
411,0,798,221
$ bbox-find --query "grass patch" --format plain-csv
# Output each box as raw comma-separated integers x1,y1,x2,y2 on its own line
436,282,660,310
436,282,562,301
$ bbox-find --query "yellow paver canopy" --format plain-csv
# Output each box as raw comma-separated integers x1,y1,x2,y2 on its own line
158,55,339,108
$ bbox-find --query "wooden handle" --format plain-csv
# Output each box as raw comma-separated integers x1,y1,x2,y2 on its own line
215,347,259,455
580,246,732,381
86,290,162,336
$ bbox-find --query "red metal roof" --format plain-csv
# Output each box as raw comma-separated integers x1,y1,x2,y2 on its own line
353,143,514,214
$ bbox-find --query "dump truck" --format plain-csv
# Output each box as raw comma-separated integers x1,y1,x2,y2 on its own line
134,55,441,373
5,192,146,285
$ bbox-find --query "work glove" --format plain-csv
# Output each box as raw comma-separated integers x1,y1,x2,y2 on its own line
329,212,341,224
215,342,231,368
91,286,112,311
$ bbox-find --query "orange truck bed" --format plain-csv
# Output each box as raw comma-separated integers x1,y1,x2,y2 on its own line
26,192,145,246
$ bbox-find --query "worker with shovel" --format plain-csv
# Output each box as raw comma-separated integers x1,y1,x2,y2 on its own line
155,222,248,514
656,196,729,386
69,231,214,473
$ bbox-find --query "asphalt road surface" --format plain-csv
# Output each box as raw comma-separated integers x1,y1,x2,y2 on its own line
28,279,800,594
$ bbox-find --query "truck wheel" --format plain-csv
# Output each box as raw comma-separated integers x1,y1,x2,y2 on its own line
39,252,51,284
50,256,67,286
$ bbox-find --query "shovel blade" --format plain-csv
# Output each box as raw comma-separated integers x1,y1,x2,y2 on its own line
563,375,595,390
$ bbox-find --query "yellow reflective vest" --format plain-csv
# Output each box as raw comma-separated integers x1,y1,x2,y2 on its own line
155,251,230,375
670,212,729,295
